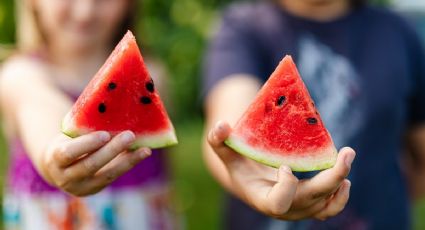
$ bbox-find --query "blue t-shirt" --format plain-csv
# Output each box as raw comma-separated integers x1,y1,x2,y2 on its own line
204,2,425,229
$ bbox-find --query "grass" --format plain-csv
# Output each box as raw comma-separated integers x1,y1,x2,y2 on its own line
168,118,223,229
414,198,425,230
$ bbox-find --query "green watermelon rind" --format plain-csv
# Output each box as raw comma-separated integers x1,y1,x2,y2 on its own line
61,113,84,138
224,134,337,172
61,114,178,149
129,130,178,150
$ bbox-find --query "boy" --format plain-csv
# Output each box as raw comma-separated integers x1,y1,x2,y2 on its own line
203,0,425,229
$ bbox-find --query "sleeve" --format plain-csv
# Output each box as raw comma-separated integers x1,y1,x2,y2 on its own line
202,5,266,96
406,22,425,124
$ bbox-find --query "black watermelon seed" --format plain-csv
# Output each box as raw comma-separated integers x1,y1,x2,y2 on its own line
108,82,117,91
98,103,106,113
146,79,155,93
307,117,318,124
140,96,152,104
276,96,286,106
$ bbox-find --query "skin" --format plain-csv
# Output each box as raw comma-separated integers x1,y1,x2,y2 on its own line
0,0,151,196
404,127,425,200
279,0,350,21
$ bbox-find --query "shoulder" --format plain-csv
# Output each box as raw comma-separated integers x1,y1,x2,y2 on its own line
219,1,283,34
362,6,419,39
0,54,51,90
356,6,425,57
1,54,48,76
222,1,276,21
0,54,54,109
0,55,49,133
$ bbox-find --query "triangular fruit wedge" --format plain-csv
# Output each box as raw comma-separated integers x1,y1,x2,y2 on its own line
62,31,177,149
225,55,336,171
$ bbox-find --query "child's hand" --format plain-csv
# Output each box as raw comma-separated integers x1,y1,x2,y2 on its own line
207,121,355,220
39,131,151,196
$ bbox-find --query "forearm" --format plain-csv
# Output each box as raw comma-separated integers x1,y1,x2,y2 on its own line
203,74,261,195
202,124,235,192
0,63,73,182
16,98,71,183
405,125,425,199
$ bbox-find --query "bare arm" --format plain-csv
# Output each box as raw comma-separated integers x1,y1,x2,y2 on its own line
203,74,261,193
0,58,72,170
404,125,425,200
0,57,150,196
203,74,355,220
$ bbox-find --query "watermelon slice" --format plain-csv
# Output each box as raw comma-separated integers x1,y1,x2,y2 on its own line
224,55,337,171
62,31,177,149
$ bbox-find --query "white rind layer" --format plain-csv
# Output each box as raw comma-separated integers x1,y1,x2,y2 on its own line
61,111,82,138
225,133,337,172
130,129,178,149
61,112,178,149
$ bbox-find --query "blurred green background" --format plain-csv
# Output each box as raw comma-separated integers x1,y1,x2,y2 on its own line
0,0,425,230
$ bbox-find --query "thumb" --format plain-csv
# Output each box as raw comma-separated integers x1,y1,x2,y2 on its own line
207,121,242,167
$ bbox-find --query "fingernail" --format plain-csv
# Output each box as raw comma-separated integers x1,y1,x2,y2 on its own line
98,131,110,142
280,165,292,174
217,121,225,131
139,148,151,158
345,153,354,167
121,131,135,144
346,180,352,189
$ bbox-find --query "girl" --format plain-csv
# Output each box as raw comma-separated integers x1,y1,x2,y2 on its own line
0,0,174,229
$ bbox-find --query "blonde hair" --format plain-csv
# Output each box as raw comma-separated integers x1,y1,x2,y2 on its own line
15,0,44,53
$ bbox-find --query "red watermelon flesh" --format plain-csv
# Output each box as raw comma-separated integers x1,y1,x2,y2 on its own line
224,55,336,171
62,31,177,149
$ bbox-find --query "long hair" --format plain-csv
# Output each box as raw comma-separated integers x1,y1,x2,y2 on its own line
15,0,43,53
14,0,136,53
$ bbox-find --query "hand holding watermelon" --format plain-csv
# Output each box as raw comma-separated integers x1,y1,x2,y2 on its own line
207,121,355,220
39,131,151,196
50,31,176,196
204,55,355,220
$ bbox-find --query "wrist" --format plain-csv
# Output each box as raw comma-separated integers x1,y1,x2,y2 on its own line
32,146,56,186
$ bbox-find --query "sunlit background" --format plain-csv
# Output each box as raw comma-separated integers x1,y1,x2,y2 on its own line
0,0,424,229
